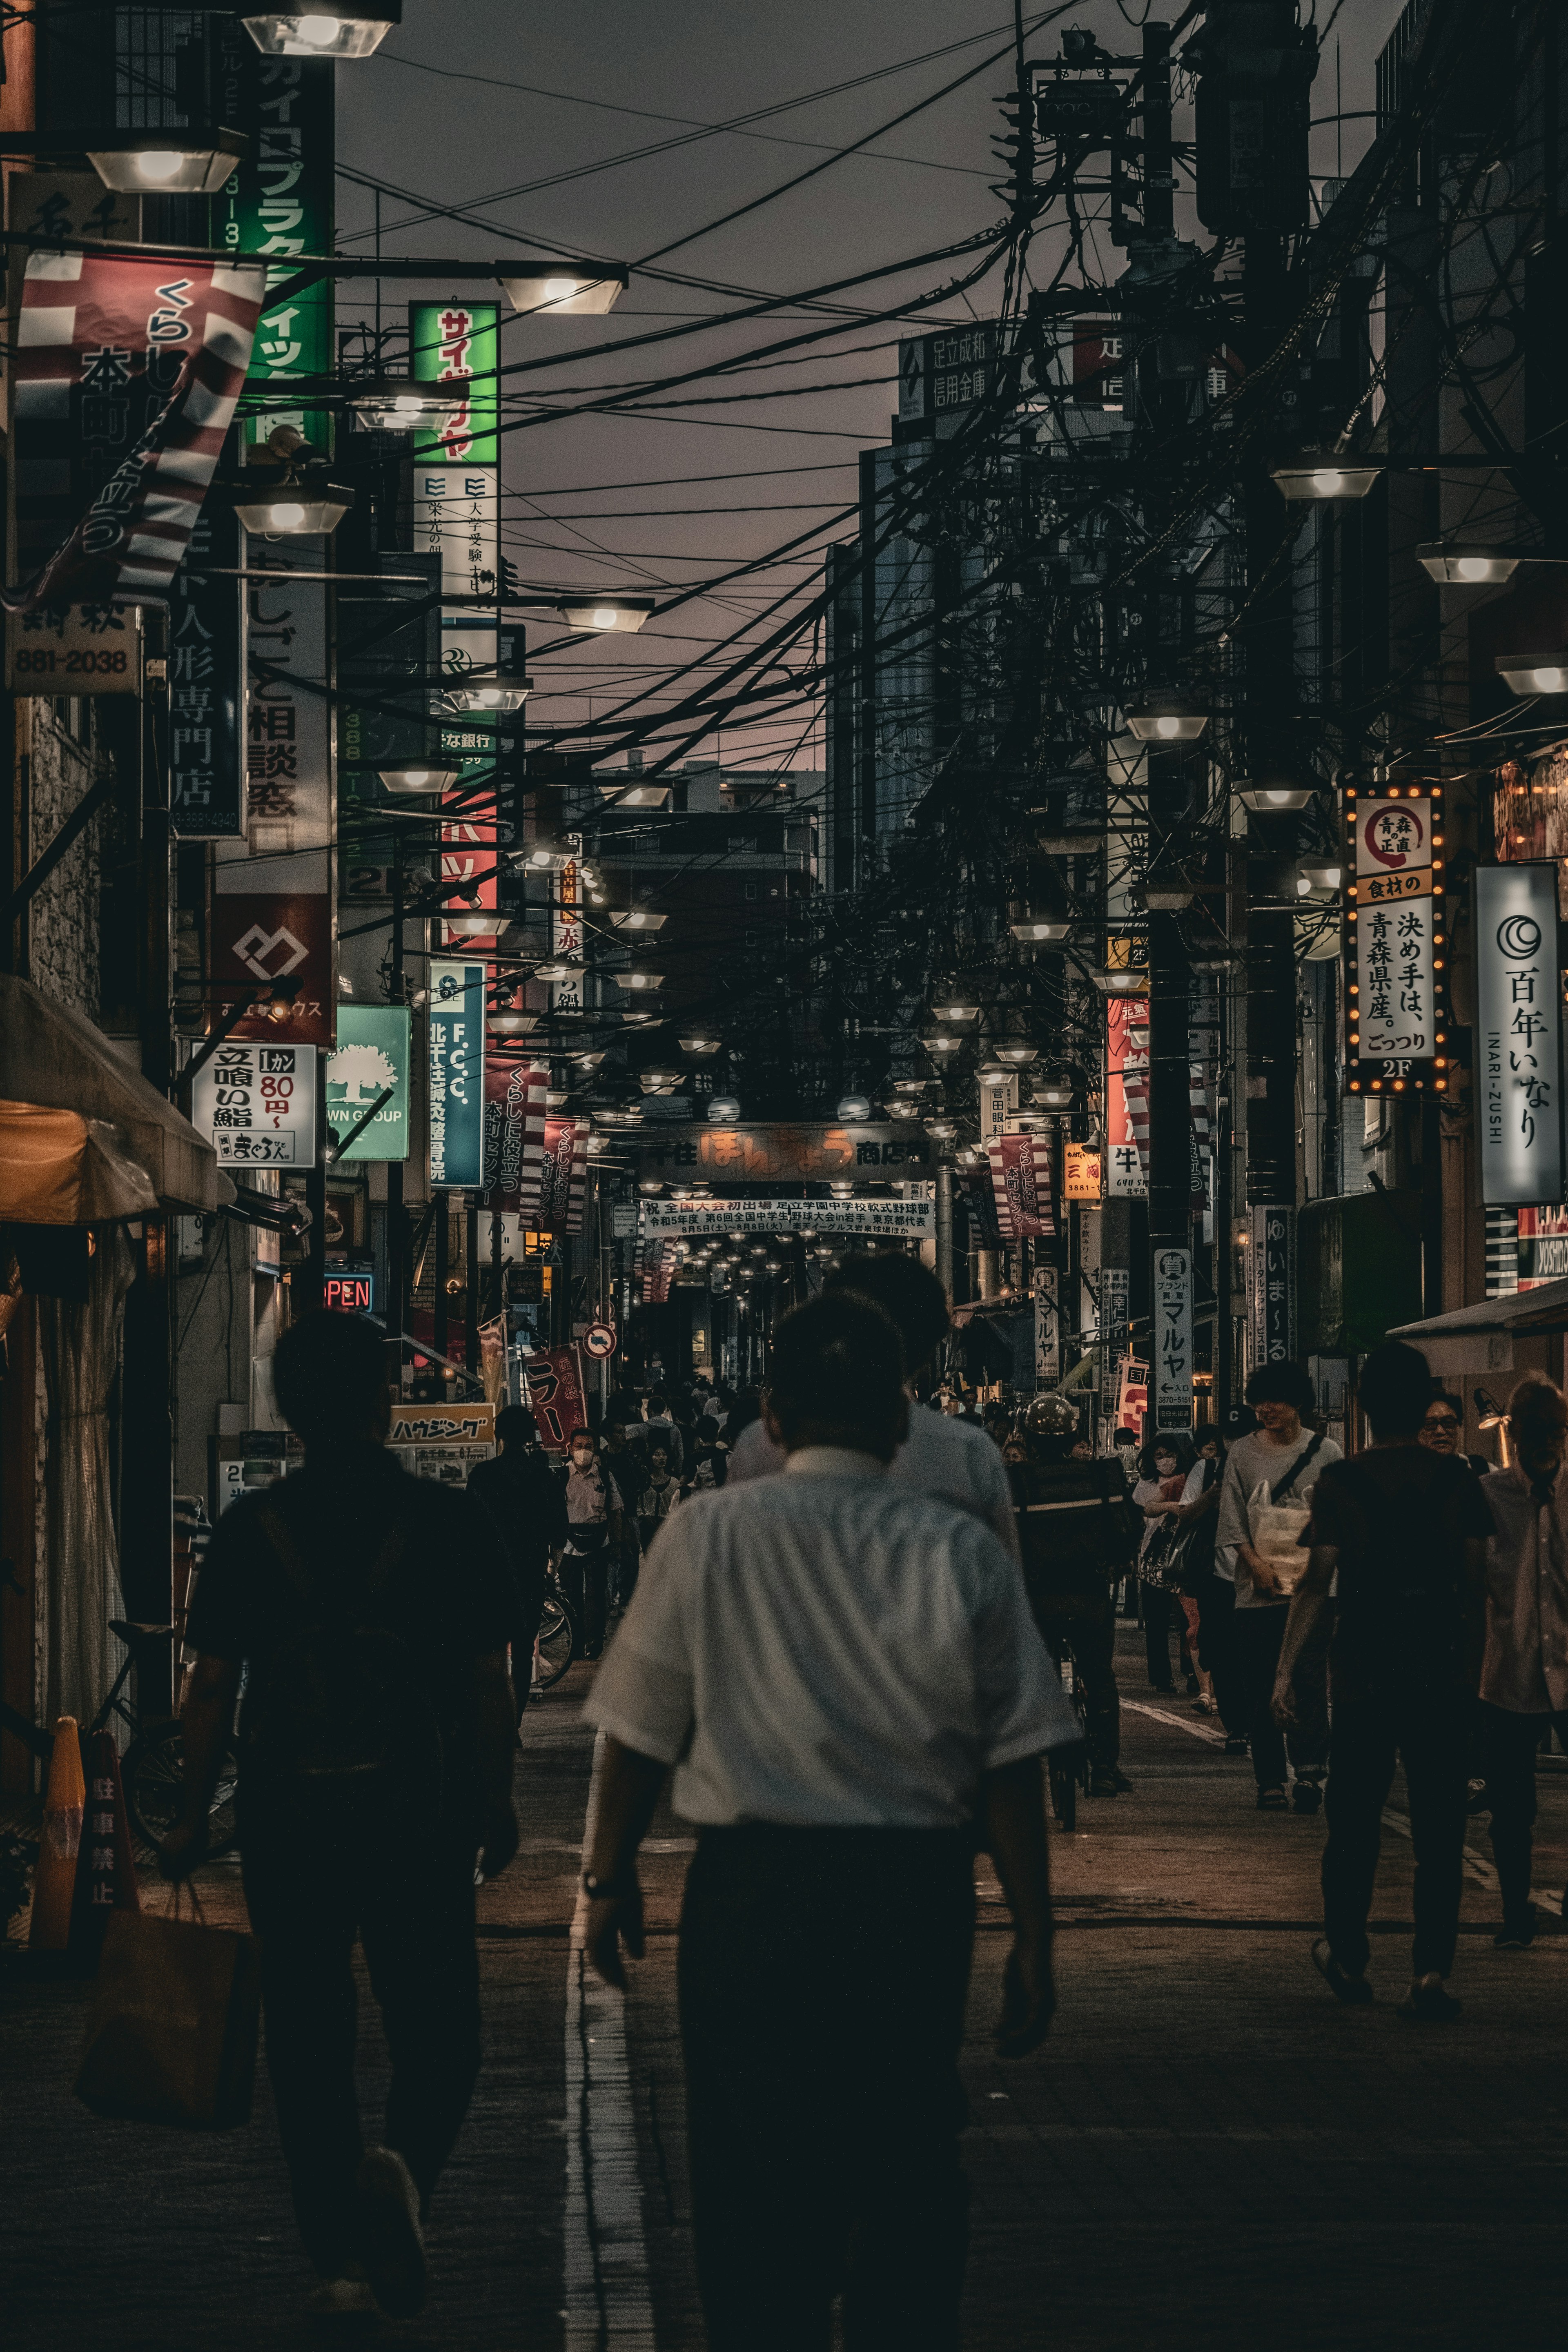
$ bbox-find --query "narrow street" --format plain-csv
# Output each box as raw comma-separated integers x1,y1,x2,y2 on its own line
8,1625,1568,2350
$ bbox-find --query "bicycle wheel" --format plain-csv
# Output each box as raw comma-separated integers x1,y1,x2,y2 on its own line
532,1588,577,1693
125,1726,238,1860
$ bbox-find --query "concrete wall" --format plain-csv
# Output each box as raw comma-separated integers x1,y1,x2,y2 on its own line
24,697,104,1016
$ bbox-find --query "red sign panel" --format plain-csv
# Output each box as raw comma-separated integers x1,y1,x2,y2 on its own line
523,1345,587,1452
484,1061,548,1213
988,1134,1056,1238
211,891,333,1046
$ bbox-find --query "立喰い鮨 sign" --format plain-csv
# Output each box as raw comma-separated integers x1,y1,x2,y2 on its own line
326,1007,411,1163
192,1042,317,1169
1347,788,1446,1090
1476,862,1564,1207
429,960,486,1190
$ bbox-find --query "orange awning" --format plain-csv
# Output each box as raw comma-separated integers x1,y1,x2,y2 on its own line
0,1100,159,1225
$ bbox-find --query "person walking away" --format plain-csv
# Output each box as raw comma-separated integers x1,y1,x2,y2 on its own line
1133,1435,1197,1693
600,1420,648,1610
1178,1434,1245,1745
1476,1374,1568,1949
467,1404,568,1721
726,1254,1021,1560
641,1390,685,1479
581,1293,1079,2352
1215,1362,1340,1811
1011,1392,1138,1795
638,1443,681,1550
689,1412,728,1490
1272,1339,1490,2018
160,1312,518,2319
560,1427,623,1661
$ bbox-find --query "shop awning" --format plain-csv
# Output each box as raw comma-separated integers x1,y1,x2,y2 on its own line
0,975,232,1217
1389,1278,1568,1339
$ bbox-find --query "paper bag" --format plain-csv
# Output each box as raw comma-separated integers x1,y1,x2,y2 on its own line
74,1902,261,2130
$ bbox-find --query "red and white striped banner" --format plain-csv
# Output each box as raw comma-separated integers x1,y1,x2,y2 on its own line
638,1236,677,1304
537,1115,589,1234
1120,1062,1209,1205
483,1062,548,1215
987,1134,1056,1239
9,252,266,611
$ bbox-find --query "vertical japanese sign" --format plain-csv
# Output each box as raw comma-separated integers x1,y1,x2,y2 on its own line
1153,1247,1194,1432
168,501,244,837
429,958,486,1190
552,836,586,1014
1350,796,1438,1070
1249,1206,1295,1368
410,301,498,463
325,1006,411,1162
523,1346,587,1453
979,1071,1020,1142
1064,1142,1102,1200
192,1041,318,1168
217,29,334,445
483,1060,548,1212
987,1134,1055,1237
1100,1265,1131,1361
1106,996,1149,1196
1476,863,1564,1207
1033,1266,1060,1386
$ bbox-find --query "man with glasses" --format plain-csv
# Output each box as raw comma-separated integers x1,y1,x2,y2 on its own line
1419,1392,1492,1478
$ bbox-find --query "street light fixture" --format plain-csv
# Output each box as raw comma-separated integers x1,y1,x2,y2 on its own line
377,764,460,797
678,1032,721,1056
231,472,354,536
347,378,453,431
1417,542,1521,585
836,1095,873,1121
708,1096,742,1123
557,596,656,633
1497,652,1568,695
87,126,246,193
976,1062,1010,1087
996,1043,1039,1066
1089,965,1147,996
919,1032,963,1057
1033,1076,1075,1110
440,667,532,713
499,270,629,318
1010,917,1072,944
610,911,668,932
614,971,665,991
931,998,980,1022
1270,454,1379,501
488,1010,541,1037
1139,875,1196,911
238,3,401,58
1238,783,1316,813
1297,859,1345,896
1123,696,1210,743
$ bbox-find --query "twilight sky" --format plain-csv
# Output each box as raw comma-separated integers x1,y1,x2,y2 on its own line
334,0,1407,772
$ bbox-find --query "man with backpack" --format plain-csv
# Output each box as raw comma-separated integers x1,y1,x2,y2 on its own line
161,1312,519,2321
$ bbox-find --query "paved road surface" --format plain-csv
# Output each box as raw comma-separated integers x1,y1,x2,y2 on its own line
6,1628,1568,2348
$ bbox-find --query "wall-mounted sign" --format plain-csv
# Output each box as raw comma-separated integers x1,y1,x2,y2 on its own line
7,604,142,695
552,837,586,1015
639,1198,936,1239
1350,795,1439,1067
635,1123,931,1179
1153,1246,1194,1433
429,959,486,1190
897,321,998,429
191,1041,317,1169
980,1071,1020,1142
1033,1266,1060,1386
410,301,498,465
209,890,333,1047
388,1401,494,1486
323,1268,377,1314
326,1006,410,1162
1100,1264,1131,1357
1249,1205,1295,1368
484,1061,548,1212
168,500,243,835
1063,1141,1103,1200
1476,862,1564,1206
1106,995,1149,1197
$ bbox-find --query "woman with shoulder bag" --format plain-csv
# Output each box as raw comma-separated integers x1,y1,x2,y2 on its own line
1134,1435,1198,1693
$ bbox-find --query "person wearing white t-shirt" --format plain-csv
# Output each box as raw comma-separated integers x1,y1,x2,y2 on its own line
581,1292,1075,2352
724,1252,1021,1561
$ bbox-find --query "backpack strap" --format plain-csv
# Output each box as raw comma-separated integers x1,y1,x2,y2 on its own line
1270,1432,1324,1507
254,1499,409,1614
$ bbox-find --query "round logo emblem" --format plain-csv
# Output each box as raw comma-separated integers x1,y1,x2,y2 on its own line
583,1322,618,1360
1497,913,1542,960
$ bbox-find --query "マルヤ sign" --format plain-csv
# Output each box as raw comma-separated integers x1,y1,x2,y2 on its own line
1153,1247,1194,1433
191,1042,317,1168
1475,862,1564,1206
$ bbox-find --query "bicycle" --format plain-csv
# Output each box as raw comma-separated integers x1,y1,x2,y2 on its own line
529,1574,578,1695
0,1619,238,1858
1045,1634,1092,1833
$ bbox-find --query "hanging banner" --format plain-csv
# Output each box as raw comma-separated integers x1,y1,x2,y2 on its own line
635,1123,931,1179
191,1040,317,1169
208,891,333,1047
484,1060,548,1212
1153,1246,1194,1433
523,1345,588,1452
1100,1264,1131,1359
1033,1266,1060,1385
552,838,586,1015
217,29,335,446
6,251,265,611
325,1006,411,1162
1063,1141,1103,1200
1475,862,1564,1206
1350,794,1440,1072
1249,1205,1296,1368
429,958,486,1190
1113,1353,1149,1440
979,1071,1020,1142
1106,996,1149,1197
388,1402,494,1485
639,1198,936,1240
987,1134,1056,1238
410,300,499,464
167,501,244,835
537,1116,589,1234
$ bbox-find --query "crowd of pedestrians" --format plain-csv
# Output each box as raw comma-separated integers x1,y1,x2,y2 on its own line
154,1273,1568,2343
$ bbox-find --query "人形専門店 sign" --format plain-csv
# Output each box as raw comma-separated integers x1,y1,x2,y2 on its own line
429,959,486,1190
1350,794,1440,1078
639,1198,936,1240
1476,862,1564,1207
635,1123,931,1181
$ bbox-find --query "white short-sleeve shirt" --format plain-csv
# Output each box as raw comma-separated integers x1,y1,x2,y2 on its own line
584,1448,1077,1828
725,1400,1022,1561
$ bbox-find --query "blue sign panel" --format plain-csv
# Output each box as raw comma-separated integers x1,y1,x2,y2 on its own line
429,959,486,1190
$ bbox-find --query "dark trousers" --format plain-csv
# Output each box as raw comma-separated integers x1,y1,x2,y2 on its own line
559,1533,609,1657
679,1824,975,2352
1321,1687,1468,1978
1140,1579,1183,1689
1194,1574,1247,1736
241,1795,481,2277
509,1558,546,1723
1482,1700,1568,1917
1040,1601,1121,1771
1234,1603,1331,1788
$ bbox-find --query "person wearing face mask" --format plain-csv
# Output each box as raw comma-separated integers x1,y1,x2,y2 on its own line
560,1428,624,1662
1475,1374,1568,1950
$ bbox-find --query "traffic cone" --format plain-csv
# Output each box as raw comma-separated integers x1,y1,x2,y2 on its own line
67,1729,140,1973
27,1716,85,1952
